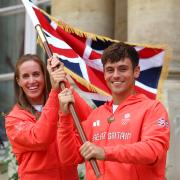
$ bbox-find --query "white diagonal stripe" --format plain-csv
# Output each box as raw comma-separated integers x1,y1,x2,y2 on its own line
135,80,157,94
139,51,165,71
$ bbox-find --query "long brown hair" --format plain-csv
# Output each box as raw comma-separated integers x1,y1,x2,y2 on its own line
14,54,51,115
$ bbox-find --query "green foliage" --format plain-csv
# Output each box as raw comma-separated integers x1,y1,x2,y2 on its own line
1,142,18,180
78,171,85,180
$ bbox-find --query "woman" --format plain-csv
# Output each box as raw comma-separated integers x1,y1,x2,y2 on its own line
5,54,92,180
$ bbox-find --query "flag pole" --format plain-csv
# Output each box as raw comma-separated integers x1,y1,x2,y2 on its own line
35,24,101,178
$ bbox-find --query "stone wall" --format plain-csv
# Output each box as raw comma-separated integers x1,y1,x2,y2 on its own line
127,0,180,75
52,0,115,38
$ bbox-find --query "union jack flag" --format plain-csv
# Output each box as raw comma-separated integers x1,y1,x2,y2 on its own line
21,0,170,105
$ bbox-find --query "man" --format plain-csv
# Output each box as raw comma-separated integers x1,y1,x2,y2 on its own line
58,42,170,180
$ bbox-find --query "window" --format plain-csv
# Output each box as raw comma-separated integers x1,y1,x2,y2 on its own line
0,0,50,140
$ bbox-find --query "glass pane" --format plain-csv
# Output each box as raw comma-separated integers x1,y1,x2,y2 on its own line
0,80,14,141
0,12,25,74
0,0,22,8
0,80,14,113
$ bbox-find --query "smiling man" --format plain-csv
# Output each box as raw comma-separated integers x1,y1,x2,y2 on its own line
58,42,170,180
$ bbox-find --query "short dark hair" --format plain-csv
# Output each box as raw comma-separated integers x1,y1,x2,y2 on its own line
101,42,139,69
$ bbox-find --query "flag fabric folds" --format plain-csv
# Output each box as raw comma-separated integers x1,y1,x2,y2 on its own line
21,0,170,104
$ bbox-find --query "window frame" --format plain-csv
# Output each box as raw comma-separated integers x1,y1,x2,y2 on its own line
0,0,50,82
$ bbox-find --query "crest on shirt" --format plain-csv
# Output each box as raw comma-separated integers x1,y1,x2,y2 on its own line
124,113,130,119
121,113,131,125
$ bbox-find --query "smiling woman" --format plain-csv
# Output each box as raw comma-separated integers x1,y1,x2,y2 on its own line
13,54,50,116
5,54,92,180
5,54,77,180
16,60,45,105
